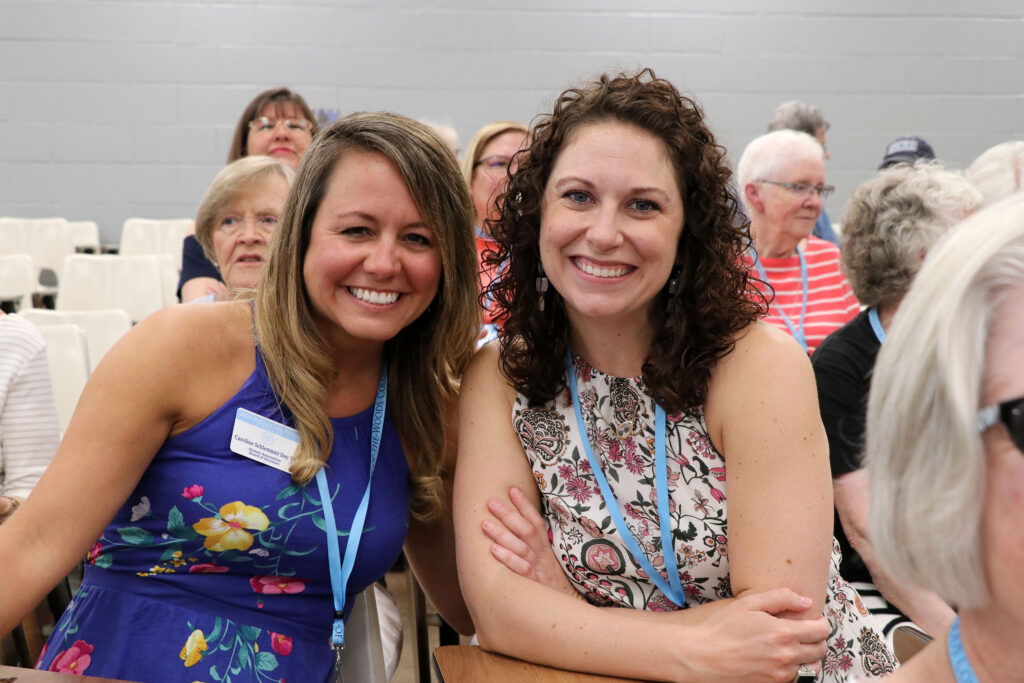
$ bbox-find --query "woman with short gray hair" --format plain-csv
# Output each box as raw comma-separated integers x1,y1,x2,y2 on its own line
813,162,979,642
866,192,1024,680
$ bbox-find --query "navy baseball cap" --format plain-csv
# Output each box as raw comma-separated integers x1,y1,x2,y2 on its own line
880,136,936,169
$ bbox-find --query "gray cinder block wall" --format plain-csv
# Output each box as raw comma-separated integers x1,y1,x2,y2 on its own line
1,0,1022,244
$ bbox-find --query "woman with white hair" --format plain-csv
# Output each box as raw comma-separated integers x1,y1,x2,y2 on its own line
737,130,859,354
813,163,980,641
866,192,1024,681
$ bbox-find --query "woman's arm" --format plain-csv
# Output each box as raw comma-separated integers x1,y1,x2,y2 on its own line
833,470,955,635
454,344,827,682
705,322,833,619
404,403,474,635
0,303,252,634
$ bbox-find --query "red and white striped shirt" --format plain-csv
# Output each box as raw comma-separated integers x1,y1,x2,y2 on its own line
746,236,860,355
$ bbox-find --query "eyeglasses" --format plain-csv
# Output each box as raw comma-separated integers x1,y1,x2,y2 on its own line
977,395,1024,453
474,155,512,175
756,179,835,200
248,117,314,135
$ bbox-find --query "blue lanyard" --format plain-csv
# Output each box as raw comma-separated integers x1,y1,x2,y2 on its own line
947,617,980,683
752,247,809,352
867,307,886,345
314,361,388,668
566,350,686,607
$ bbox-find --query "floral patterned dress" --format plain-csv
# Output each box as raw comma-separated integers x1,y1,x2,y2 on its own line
36,341,411,682
512,354,898,681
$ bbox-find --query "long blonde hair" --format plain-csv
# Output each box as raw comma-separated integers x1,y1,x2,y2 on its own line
255,112,479,520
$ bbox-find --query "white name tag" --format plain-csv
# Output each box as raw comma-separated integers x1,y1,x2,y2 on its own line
229,408,299,472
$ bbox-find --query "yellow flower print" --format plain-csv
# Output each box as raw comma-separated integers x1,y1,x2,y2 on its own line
180,629,207,667
193,501,270,552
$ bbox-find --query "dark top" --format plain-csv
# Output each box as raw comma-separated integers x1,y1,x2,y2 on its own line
811,308,879,583
177,234,222,301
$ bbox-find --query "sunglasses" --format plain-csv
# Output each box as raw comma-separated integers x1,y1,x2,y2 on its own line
977,395,1024,452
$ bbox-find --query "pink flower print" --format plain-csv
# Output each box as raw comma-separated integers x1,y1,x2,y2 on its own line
270,632,293,656
182,484,205,499
578,459,591,473
624,503,642,520
709,466,727,482
623,449,644,475
86,541,103,564
823,652,840,675
584,543,622,573
839,653,854,671
190,563,229,574
606,437,623,463
250,575,308,595
709,486,725,503
557,464,574,479
835,636,846,650
647,593,675,612
49,639,93,674
566,476,594,504
692,494,710,515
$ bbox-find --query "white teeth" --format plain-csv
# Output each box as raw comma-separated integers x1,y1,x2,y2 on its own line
574,258,630,278
349,287,400,305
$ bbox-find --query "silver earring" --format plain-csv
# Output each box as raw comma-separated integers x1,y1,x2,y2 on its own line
536,262,549,311
668,268,680,295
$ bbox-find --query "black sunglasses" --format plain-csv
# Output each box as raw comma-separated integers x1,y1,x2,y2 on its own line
977,395,1024,452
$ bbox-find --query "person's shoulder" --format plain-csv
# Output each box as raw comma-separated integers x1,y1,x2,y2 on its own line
812,309,870,361
716,320,810,384
463,340,517,402
124,301,253,369
0,313,45,348
805,235,841,259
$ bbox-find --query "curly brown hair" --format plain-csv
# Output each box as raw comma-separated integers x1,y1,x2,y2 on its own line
486,69,767,411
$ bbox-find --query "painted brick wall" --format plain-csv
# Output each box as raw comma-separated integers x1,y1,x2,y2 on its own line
1,0,1021,243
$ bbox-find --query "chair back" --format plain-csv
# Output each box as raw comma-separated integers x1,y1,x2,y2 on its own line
23,217,74,289
67,220,101,253
119,218,194,271
340,588,388,683
35,323,90,432
0,218,29,255
0,254,35,312
20,308,131,370
58,254,167,323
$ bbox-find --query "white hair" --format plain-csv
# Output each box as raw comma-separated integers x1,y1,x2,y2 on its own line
736,129,825,214
965,140,1024,207
867,192,1024,608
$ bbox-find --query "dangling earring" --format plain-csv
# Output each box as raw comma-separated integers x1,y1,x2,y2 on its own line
667,266,681,295
536,262,550,311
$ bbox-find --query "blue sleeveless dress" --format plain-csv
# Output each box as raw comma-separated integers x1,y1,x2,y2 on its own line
36,340,411,682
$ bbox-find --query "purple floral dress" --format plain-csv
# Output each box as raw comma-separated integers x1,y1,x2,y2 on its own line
35,341,411,682
512,354,898,681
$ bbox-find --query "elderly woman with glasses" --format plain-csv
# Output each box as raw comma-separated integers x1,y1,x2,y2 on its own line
179,87,318,303
864,193,1024,681
460,121,529,339
813,163,980,644
737,129,859,355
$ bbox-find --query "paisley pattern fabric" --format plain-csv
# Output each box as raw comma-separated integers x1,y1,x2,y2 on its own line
512,354,898,680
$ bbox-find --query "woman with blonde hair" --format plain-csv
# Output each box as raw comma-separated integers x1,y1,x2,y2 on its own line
0,112,478,682
965,140,1024,207
866,192,1024,681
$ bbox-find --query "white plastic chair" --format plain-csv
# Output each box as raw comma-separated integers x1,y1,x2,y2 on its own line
0,219,29,255
19,217,74,288
0,254,36,312
35,323,90,433
119,218,194,272
340,588,387,683
58,255,167,323
67,220,101,253
19,309,131,371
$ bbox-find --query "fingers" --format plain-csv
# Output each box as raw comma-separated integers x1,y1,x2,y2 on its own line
487,495,544,550
737,587,814,616
508,486,546,528
489,541,535,578
481,518,532,559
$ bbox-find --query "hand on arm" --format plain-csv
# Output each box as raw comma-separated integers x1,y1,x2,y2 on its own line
834,470,955,636
181,276,228,303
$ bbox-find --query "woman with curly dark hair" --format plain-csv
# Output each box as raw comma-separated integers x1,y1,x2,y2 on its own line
453,70,896,681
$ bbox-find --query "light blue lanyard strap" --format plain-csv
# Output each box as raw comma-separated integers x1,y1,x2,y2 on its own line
566,351,686,607
315,360,389,649
752,247,809,352
948,617,980,683
867,307,886,345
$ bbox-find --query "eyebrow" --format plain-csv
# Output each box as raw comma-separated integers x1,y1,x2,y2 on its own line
552,175,673,202
332,211,430,230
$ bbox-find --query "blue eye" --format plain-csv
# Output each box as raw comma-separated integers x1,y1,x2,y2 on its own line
565,190,591,204
630,199,659,212
261,215,278,226
404,233,432,246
